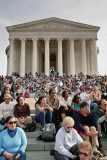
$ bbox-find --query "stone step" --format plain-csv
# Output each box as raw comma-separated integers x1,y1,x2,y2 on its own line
26,138,55,151
26,130,41,138
26,150,107,160
25,130,107,152
30,109,35,114
26,129,55,151
26,151,55,160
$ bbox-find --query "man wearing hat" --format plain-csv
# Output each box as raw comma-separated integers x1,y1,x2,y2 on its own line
0,94,15,130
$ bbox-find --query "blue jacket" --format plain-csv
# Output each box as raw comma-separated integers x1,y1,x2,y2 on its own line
0,127,27,155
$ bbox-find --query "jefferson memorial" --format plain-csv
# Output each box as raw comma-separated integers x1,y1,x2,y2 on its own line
6,17,100,77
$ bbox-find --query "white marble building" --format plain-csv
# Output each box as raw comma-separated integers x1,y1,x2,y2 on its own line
5,17,100,77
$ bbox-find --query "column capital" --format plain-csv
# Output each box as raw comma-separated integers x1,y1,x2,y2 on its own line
91,38,98,41
8,38,14,41
57,38,63,42
69,38,75,41
44,38,50,42
32,38,38,41
80,38,87,41
20,38,26,41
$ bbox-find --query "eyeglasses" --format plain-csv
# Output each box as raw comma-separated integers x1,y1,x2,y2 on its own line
66,126,73,129
51,92,55,94
8,121,16,125
76,97,80,99
79,151,89,157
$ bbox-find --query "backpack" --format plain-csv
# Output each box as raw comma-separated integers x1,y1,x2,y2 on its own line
25,119,36,132
36,123,56,142
42,123,56,142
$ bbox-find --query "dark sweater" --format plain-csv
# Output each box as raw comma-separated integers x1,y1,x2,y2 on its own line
74,111,98,135
14,103,30,118
74,157,80,160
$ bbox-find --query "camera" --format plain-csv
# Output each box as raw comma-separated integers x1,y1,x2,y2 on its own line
0,118,5,125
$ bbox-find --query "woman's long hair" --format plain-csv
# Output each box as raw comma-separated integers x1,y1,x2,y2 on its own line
36,96,44,105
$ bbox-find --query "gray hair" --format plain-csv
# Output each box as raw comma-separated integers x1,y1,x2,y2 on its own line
62,116,74,127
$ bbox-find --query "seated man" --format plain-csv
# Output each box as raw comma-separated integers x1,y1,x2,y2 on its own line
80,87,91,103
74,141,93,160
0,94,15,130
54,116,83,160
92,99,107,156
74,102,99,152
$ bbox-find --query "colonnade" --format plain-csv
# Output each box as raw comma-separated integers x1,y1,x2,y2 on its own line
8,38,98,77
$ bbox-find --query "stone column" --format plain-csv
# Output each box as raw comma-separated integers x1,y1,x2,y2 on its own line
81,39,87,75
20,39,26,77
86,43,90,75
67,41,70,75
44,39,50,76
69,39,75,75
57,39,63,76
32,39,38,77
93,39,98,75
90,40,94,75
7,55,9,75
8,39,14,76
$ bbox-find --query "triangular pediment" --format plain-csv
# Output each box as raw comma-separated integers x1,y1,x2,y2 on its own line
6,17,100,32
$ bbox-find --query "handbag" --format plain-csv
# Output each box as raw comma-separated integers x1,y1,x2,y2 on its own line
25,119,36,132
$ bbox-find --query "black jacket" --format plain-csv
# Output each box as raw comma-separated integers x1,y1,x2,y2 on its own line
92,106,105,123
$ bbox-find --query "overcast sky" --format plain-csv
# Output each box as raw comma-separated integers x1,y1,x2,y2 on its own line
0,0,107,75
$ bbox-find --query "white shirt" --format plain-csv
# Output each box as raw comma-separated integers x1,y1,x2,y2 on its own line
59,97,72,107
0,101,15,118
80,92,90,103
54,127,83,159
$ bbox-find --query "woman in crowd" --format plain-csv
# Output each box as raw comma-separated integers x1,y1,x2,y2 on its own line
71,94,81,118
59,90,72,120
14,95,32,129
90,86,101,111
54,116,83,160
0,116,27,160
46,89,61,131
74,141,93,160
35,96,53,131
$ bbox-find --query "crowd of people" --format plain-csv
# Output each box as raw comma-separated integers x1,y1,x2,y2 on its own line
0,72,107,159
0,72,107,99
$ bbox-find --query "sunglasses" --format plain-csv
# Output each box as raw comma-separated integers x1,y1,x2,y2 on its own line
8,121,16,125
51,92,55,94
79,151,89,157
66,126,73,129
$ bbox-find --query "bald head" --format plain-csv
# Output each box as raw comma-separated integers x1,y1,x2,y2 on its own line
99,99,107,111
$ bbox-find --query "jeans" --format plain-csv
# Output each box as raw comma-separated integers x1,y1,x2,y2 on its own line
13,92,16,99
55,144,79,160
35,111,52,126
0,153,26,160
0,118,6,131
90,103,98,112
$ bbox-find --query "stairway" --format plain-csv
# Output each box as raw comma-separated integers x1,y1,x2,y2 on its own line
25,109,107,159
